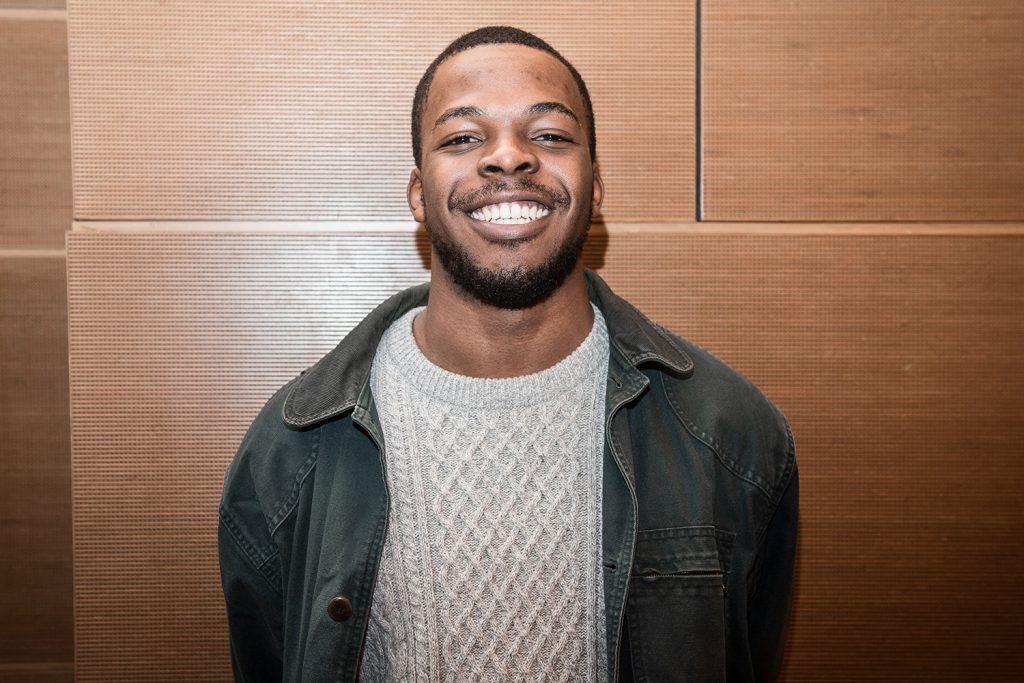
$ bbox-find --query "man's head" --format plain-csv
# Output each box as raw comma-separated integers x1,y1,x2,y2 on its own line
411,26,597,169
408,27,603,310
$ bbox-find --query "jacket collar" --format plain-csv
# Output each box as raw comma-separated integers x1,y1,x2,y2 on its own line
283,270,692,429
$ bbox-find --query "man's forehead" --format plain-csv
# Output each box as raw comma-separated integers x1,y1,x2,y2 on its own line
428,43,582,111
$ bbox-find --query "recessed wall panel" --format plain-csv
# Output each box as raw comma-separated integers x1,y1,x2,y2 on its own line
68,230,1023,680
0,16,71,249
67,232,430,681
1,2,65,9
67,1,694,222
594,230,1024,681
702,1,1024,221
0,255,73,674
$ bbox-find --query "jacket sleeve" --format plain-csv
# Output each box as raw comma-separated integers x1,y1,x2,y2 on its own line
218,450,285,682
746,456,799,681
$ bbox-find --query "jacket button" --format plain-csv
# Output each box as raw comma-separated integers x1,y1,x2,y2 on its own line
327,596,353,622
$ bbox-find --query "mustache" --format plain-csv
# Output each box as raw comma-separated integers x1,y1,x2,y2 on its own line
447,180,571,212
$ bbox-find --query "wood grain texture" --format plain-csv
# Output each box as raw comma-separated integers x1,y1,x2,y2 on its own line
66,230,1023,681
66,0,694,223
702,0,1024,221
0,17,72,249
0,256,73,675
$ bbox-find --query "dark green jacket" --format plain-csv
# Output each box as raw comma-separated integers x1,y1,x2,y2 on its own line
219,270,798,682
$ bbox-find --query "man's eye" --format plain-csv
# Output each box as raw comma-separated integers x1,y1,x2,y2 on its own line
535,133,572,143
441,134,479,147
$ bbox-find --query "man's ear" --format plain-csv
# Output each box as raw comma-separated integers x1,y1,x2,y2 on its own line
408,168,426,223
591,164,605,216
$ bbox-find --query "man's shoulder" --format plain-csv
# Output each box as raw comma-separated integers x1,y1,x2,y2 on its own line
652,327,795,501
220,375,320,528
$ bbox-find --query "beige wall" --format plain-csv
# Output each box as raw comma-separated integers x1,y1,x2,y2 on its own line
3,1,1023,680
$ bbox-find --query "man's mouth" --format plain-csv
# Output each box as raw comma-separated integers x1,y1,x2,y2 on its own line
468,201,551,225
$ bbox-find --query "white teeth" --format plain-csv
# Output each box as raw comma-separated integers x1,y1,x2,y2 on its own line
469,201,551,224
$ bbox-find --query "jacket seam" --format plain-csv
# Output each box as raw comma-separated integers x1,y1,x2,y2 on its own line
659,372,774,500
286,396,356,428
752,420,797,544
745,419,797,605
649,321,694,372
267,428,321,536
219,506,284,597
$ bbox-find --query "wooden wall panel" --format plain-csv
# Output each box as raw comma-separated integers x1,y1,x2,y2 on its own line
0,15,71,249
66,232,429,681
597,230,1024,681
1,9,74,683
67,230,1023,681
702,1,1024,221
0,2,65,9
66,0,694,223
0,255,73,681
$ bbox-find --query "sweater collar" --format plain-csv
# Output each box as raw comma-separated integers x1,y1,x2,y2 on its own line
283,270,693,429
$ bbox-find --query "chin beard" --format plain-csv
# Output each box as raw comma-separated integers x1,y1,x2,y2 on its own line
426,217,590,310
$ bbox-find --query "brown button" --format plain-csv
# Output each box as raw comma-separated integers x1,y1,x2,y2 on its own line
327,596,353,622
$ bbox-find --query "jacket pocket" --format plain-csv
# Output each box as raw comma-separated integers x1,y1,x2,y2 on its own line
626,526,734,683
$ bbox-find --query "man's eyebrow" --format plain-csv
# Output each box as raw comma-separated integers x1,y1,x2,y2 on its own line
526,101,580,124
433,106,485,130
432,102,581,130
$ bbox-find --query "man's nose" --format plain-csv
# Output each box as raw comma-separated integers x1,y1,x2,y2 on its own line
478,135,539,176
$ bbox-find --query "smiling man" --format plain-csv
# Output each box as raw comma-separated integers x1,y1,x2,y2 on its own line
219,26,798,682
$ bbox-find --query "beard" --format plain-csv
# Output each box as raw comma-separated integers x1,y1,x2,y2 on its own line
425,183,590,310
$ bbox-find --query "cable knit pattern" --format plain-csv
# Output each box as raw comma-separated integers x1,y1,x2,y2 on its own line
362,305,609,683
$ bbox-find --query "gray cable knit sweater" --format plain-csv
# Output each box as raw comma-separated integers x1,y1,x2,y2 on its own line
361,305,610,683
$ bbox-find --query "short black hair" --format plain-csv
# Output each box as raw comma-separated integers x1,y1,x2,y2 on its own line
411,26,596,168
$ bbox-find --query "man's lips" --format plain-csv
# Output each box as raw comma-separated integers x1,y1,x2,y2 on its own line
468,200,551,225
453,181,567,219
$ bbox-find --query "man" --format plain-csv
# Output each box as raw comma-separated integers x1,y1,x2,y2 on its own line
219,26,797,682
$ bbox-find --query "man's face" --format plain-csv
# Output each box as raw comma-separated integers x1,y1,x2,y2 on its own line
409,43,603,309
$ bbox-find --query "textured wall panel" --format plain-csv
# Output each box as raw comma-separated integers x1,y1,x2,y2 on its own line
702,1,1024,221
66,232,430,681
0,255,73,680
0,2,65,9
595,231,1024,682
66,0,694,222
67,230,1023,681
0,16,72,249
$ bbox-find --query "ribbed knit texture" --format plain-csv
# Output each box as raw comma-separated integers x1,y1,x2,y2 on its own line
361,305,610,683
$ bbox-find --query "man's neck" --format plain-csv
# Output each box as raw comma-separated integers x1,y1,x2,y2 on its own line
412,267,594,379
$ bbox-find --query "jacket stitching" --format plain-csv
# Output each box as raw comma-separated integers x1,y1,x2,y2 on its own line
650,321,694,371
745,420,796,602
288,392,356,427
747,446,797,603
752,422,797,545
268,428,321,536
221,407,285,593
219,507,284,597
659,372,774,499
346,470,391,680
